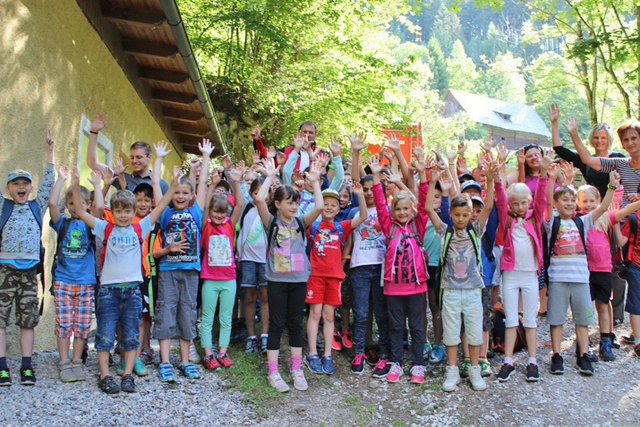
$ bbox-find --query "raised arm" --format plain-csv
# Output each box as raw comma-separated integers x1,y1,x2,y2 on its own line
228,162,247,226
350,132,366,182
195,139,214,210
328,136,344,190
152,141,171,206
71,168,95,229
255,159,277,228
88,169,104,218
350,182,368,228
48,166,68,225
565,116,602,170
592,171,619,222
425,164,443,231
302,160,325,226
614,199,640,222
86,113,109,174
283,133,305,185
477,160,496,226
149,166,181,225
545,163,560,221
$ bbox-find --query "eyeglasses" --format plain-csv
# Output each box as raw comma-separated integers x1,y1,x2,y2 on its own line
213,189,228,194
593,123,612,130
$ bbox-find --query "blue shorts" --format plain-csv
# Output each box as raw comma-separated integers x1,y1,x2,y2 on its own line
95,285,142,351
240,261,267,288
625,263,640,316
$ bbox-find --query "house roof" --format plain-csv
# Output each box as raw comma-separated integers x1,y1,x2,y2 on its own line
79,0,225,154
446,89,551,138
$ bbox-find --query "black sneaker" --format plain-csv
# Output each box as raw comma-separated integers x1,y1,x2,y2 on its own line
350,353,366,374
81,342,89,365
576,355,594,376
526,363,540,382
575,343,598,362
371,359,390,378
550,353,564,375
496,363,515,382
610,333,621,349
99,375,121,394
622,334,635,344
20,367,36,385
120,374,136,393
0,368,10,386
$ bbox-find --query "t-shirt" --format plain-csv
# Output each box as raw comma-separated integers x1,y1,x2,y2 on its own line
584,211,615,272
236,204,267,263
621,216,640,269
348,206,385,268
113,170,169,194
265,215,310,283
600,157,640,207
158,205,203,271
201,218,236,280
423,196,451,267
93,216,152,285
308,219,353,279
544,213,594,284
511,217,537,272
50,217,96,284
437,221,485,289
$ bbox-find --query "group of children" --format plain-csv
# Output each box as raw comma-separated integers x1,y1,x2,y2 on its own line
2,115,640,395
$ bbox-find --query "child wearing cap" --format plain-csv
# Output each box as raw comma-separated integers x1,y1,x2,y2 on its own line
305,186,367,374
0,131,56,387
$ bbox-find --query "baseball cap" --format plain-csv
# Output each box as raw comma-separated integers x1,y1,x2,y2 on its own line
457,172,475,183
7,170,32,185
322,189,340,201
461,180,482,194
470,196,485,206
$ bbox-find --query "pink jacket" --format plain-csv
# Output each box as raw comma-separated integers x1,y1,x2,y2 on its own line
499,177,547,272
373,181,429,295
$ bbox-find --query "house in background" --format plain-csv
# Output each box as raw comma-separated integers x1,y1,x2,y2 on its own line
1,0,223,353
443,89,551,150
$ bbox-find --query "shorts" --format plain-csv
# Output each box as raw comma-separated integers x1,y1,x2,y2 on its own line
589,271,612,304
502,270,538,329
547,282,594,326
0,264,39,328
481,286,493,332
239,261,267,288
94,285,142,351
153,269,199,340
625,262,640,315
53,281,94,339
305,276,342,305
441,288,483,346
340,267,353,308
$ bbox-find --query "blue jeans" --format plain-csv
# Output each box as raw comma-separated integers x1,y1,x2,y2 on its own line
351,264,389,357
94,285,142,351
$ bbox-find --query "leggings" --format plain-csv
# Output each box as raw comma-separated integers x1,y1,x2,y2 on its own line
266,281,306,351
200,279,236,348
387,293,424,366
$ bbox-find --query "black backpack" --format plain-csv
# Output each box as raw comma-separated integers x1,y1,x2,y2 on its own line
615,213,637,279
491,304,527,353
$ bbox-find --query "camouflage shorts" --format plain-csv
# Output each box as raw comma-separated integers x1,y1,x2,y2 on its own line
0,264,39,328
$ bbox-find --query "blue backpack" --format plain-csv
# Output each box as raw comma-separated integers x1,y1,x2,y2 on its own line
306,220,344,256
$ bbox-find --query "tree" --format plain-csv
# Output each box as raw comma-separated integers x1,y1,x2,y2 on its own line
426,36,449,97
432,2,463,56
447,39,478,91
475,51,526,103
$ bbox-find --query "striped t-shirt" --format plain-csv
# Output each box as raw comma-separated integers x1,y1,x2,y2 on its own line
600,157,639,207
544,213,594,284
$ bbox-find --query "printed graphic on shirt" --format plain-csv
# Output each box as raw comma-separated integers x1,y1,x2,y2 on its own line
552,224,585,257
313,229,340,256
392,239,416,283
165,210,199,263
1,204,40,255
246,217,265,245
355,214,383,251
207,234,232,267
444,237,477,281
273,224,305,273
62,228,89,259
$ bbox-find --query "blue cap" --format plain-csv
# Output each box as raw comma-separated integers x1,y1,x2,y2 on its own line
7,170,31,185
461,180,482,194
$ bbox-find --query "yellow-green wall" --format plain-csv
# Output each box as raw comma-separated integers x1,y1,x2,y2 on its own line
0,0,183,354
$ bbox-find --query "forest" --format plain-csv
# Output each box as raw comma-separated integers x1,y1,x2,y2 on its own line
177,0,640,161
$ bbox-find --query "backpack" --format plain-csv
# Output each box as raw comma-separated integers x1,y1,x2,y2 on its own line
50,217,96,293
99,222,144,272
267,216,305,251
615,213,637,279
386,220,429,284
307,220,344,256
491,303,527,353
543,215,586,283
143,222,162,316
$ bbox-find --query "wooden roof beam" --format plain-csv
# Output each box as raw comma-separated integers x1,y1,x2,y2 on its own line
152,90,197,105
139,67,189,84
174,126,209,137
102,3,166,27
162,107,204,122
122,39,178,59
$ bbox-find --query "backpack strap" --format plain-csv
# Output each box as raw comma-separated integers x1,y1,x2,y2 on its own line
466,223,481,266
545,216,562,270
571,216,586,250
624,213,638,261
238,202,255,230
99,222,116,272
27,200,43,230
0,199,14,235
268,216,306,249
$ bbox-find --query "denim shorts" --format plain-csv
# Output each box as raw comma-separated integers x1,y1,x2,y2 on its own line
239,261,267,288
94,285,142,351
625,263,640,316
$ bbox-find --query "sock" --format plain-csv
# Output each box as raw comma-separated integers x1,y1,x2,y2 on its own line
0,357,7,370
528,357,537,365
478,356,487,362
260,333,268,338
463,357,470,362
218,353,226,358
634,337,640,346
504,357,513,366
291,355,302,371
21,357,31,368
249,335,257,340
267,360,278,376
601,333,609,340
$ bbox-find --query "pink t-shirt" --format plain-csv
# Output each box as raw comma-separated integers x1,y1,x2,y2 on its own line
585,211,615,272
200,218,236,280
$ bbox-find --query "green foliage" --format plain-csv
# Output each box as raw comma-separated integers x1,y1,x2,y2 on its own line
447,39,478,92
475,52,527,103
427,36,449,97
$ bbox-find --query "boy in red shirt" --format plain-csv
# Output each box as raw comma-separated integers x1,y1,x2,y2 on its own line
305,185,367,374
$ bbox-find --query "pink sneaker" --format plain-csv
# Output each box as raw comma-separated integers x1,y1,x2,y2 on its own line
386,362,403,383
217,353,234,368
410,365,425,384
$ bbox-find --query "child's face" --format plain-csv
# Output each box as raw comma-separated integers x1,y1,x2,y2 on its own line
172,183,193,210
5,178,33,204
392,198,414,224
270,177,282,194
555,193,578,218
113,206,135,227
275,196,299,221
450,205,471,229
321,197,340,220
470,203,483,223
65,197,89,219
209,207,227,226
462,188,481,198
508,193,531,217
431,189,442,211
339,189,351,209
362,181,374,207
343,175,353,187
577,191,599,214
135,193,153,218
244,171,257,188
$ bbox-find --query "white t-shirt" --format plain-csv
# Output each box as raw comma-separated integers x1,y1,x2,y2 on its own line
512,218,537,271
349,207,385,268
236,205,267,263
544,212,594,284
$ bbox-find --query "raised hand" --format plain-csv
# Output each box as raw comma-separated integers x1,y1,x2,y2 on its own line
261,158,279,178
89,169,102,187
45,129,55,152
210,168,221,186
610,170,621,188
293,131,307,151
412,145,424,162
564,116,578,134
101,167,116,186
384,168,403,184
517,147,526,166
306,159,324,182
559,160,576,184
57,165,69,181
349,132,366,152
112,157,125,176
457,141,466,157
424,155,436,170
220,154,232,170
456,155,468,173
482,135,495,154
292,169,305,184
154,141,172,158
539,148,553,173
446,150,457,164
386,132,401,152
198,138,214,156
352,181,364,196
439,171,452,193
172,165,184,182
411,158,426,173
485,158,499,181
229,161,247,182
330,136,342,157
252,150,261,166
546,162,560,180
367,155,383,175
250,124,261,141
496,141,509,163
549,103,560,123
91,112,107,133
315,152,330,169
430,166,442,183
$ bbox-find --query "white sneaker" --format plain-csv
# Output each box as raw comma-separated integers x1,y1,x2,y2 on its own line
442,365,460,392
268,372,290,393
292,369,308,391
469,365,488,391
189,342,201,363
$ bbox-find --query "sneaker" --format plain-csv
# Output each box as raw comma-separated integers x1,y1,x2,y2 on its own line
350,353,366,374
292,369,308,391
305,354,323,374
217,354,234,368
245,337,259,354
322,356,334,374
115,357,125,376
576,354,594,376
386,362,403,383
410,365,425,384
468,365,487,391
496,363,515,382
0,368,10,386
550,353,564,375
442,365,460,392
71,360,86,382
429,344,445,364
372,358,390,379
610,333,621,349
179,362,201,379
204,354,222,371
261,335,268,353
526,363,540,382
120,374,136,393
134,357,148,376
332,333,342,351
479,359,492,378
158,362,176,382
140,349,154,365
59,360,75,383
98,375,120,394
634,343,640,357
575,342,599,362
423,342,432,360
268,372,290,392
459,358,470,378
341,330,353,349
599,338,616,362
81,343,89,365
20,367,36,385
622,334,635,344
189,342,201,364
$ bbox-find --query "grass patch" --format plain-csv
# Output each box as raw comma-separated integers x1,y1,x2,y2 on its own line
342,394,360,405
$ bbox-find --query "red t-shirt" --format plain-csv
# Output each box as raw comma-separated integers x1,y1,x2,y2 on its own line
200,218,236,280
307,219,353,279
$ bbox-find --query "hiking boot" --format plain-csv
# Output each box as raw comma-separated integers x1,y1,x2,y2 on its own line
261,335,268,353
479,359,492,377
429,344,445,364
20,367,36,385
526,363,540,382
372,358,390,378
410,364,425,384
550,353,564,375
576,354,594,376
98,375,120,394
351,353,366,374
140,349,154,365
635,344,640,357
423,342,431,360
459,358,470,378
59,360,75,383
386,362,403,383
496,363,515,382
292,369,308,391
305,354,323,374
120,374,136,393
268,372,290,393
442,365,460,392
322,356,334,374
332,333,342,351
189,342,201,364
599,338,616,362
217,354,234,368
469,365,487,391
341,330,353,349
158,362,176,382
115,357,125,376
245,337,259,354
0,368,11,387
133,357,148,376
71,360,86,382
179,362,201,379
204,354,222,371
